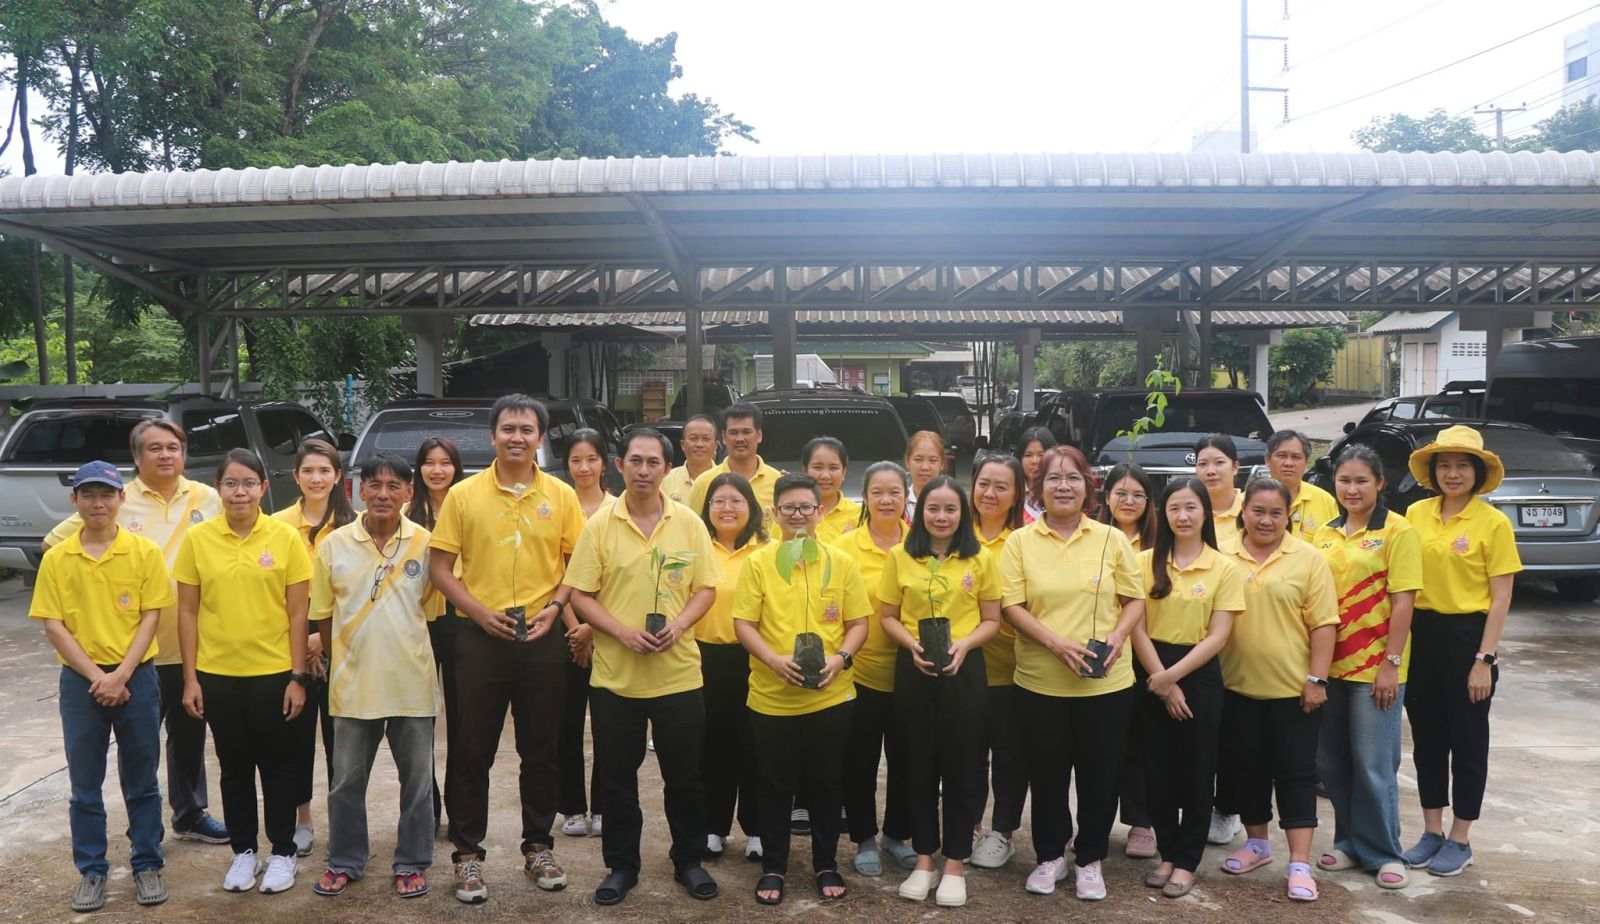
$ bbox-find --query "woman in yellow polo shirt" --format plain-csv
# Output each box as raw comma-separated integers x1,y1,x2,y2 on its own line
968,452,1027,870
1216,478,1338,903
176,449,313,895
1000,445,1144,902
805,437,861,543
904,430,946,519
558,428,612,838
409,436,465,830
879,477,1001,908
1312,444,1423,890
273,438,355,857
1131,478,1244,899
1194,434,1245,550
696,472,771,860
832,462,916,878
1400,426,1520,877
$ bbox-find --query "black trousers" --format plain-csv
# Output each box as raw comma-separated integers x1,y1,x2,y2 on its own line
977,683,1028,834
1220,690,1320,830
590,687,707,875
199,670,300,857
699,642,758,838
1407,609,1497,820
156,663,211,830
1137,643,1223,871
844,685,911,844
896,648,986,860
750,701,853,876
291,672,333,806
558,659,599,816
1021,685,1136,866
429,614,461,826
1119,736,1150,829
446,624,566,861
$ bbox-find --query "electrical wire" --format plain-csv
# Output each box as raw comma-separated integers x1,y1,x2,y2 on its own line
1284,0,1451,72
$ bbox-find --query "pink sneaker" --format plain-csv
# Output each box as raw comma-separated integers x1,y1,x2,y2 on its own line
1075,860,1107,901
1025,857,1070,895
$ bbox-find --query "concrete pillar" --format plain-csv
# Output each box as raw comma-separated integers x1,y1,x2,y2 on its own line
405,316,448,397
1017,327,1041,412
685,305,704,414
544,331,572,397
771,309,797,388
1483,325,1504,381
575,341,599,400
1136,327,1164,380
1198,306,1214,388
1252,342,1271,412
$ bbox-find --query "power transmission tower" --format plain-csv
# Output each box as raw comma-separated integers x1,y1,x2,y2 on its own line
1474,105,1527,147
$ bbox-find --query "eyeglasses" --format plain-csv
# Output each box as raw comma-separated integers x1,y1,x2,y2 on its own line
370,563,395,602
1042,473,1087,486
775,503,820,517
1110,490,1148,503
709,497,748,510
220,479,262,492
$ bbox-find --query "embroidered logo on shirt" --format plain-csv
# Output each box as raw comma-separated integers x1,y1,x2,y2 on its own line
403,559,421,579
537,501,553,520
258,550,276,569
962,571,976,593
117,590,133,610
125,516,144,534
191,510,205,523
1190,581,1207,599
1360,538,1385,552
1452,534,1470,555
667,567,685,588
823,600,840,622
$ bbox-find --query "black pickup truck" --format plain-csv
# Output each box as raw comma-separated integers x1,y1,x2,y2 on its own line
996,388,1275,488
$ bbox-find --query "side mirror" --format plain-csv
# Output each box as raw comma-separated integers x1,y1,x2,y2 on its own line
1343,421,1355,435
337,433,356,452
974,435,990,450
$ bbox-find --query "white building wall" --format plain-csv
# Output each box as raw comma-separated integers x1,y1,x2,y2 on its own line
1396,319,1525,395
1564,24,1600,108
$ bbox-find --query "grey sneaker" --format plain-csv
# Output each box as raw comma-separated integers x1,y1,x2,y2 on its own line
134,868,169,906
293,824,315,857
1402,831,1446,868
71,874,106,912
1427,839,1473,876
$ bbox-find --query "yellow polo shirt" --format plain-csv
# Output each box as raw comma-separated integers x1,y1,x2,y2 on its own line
1404,496,1523,615
272,499,340,552
1313,508,1424,683
173,512,313,677
311,517,438,719
662,464,713,507
999,517,1144,698
46,476,220,666
830,523,907,693
1138,546,1246,646
977,527,1018,686
1220,536,1340,700
697,536,772,645
814,497,863,544
686,456,785,521
32,528,174,665
734,539,871,716
1288,480,1340,542
879,546,1000,644
1212,489,1244,550
565,494,722,699
428,461,585,613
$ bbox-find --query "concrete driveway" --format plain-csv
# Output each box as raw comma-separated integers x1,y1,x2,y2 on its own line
0,574,1594,923
1273,400,1378,442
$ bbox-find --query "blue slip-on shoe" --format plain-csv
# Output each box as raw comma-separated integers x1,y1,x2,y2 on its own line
175,813,231,844
1402,832,1445,869
1427,839,1473,877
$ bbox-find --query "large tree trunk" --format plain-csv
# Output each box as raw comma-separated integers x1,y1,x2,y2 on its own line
281,2,336,135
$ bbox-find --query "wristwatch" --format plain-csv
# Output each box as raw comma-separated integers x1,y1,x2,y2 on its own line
1384,654,1403,668
545,599,566,616
1475,651,1498,665
289,672,314,687
1305,674,1328,687
839,650,855,670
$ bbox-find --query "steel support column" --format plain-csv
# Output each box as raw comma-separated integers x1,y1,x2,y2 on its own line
684,302,704,415
771,309,797,389
1017,327,1041,413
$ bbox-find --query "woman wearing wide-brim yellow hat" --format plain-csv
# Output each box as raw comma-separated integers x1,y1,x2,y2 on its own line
1399,425,1521,878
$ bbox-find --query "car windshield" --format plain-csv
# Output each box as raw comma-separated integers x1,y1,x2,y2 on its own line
362,409,499,468
890,400,942,434
1,412,150,464
1091,395,1269,446
1486,378,1600,442
756,405,908,460
1477,428,1591,473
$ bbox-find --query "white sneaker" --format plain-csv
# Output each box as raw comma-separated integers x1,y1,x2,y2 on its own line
707,833,725,855
223,850,261,892
1025,857,1070,895
1207,811,1241,845
561,814,589,837
745,836,764,860
970,829,1014,869
1074,860,1107,901
259,854,297,894
589,814,603,837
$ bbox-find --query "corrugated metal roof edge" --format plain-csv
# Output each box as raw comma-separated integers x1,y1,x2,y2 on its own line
6,151,1600,210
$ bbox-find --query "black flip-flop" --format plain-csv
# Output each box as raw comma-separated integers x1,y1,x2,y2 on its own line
755,873,785,905
594,870,638,906
816,868,847,900
676,865,719,901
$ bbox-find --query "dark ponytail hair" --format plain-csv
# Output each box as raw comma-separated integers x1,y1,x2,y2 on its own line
409,436,464,530
1148,478,1217,600
1237,476,1294,535
1332,443,1389,515
1096,462,1158,549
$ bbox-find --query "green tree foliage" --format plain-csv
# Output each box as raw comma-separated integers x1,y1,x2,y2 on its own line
1268,326,1345,408
1513,99,1600,153
1352,109,1492,152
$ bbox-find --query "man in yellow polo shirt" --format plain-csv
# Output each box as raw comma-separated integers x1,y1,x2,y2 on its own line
310,453,439,900
734,473,871,903
428,395,585,905
566,428,722,906
33,461,174,912
687,404,785,519
661,414,719,505
42,419,228,846
1267,431,1340,542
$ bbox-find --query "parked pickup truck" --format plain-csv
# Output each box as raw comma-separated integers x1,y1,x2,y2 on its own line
0,396,343,571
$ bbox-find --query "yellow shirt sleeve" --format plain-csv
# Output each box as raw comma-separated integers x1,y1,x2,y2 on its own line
310,543,335,622
1215,556,1247,613
1111,531,1145,600
1484,508,1523,578
563,516,606,594
44,514,81,548
139,541,176,612
977,548,1003,600
428,485,465,555
1301,553,1341,632
1387,525,1425,594
687,518,722,593
837,551,873,622
877,549,906,606
732,547,766,622
999,530,1027,608
284,529,313,586
28,552,65,620
172,533,200,586
559,487,585,556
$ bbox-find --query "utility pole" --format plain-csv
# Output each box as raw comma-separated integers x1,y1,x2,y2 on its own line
1240,0,1289,153
1474,105,1527,148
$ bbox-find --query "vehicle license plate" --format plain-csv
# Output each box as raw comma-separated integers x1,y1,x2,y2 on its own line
1518,505,1566,528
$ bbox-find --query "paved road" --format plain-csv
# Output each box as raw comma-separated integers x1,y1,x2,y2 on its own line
1273,398,1377,442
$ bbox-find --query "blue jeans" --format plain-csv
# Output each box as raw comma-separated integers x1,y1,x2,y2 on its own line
1316,678,1405,869
60,662,164,876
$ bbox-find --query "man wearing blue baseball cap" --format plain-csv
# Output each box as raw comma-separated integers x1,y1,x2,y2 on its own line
31,461,176,911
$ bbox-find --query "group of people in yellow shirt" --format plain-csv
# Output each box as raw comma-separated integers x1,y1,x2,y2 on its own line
33,387,1518,912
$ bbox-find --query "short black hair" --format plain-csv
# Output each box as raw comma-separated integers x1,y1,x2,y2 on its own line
699,472,767,549
802,436,848,468
774,472,820,504
684,413,718,431
1194,433,1239,463
489,393,550,433
360,452,412,483
1266,429,1312,458
721,403,763,431
621,427,673,460
217,448,267,484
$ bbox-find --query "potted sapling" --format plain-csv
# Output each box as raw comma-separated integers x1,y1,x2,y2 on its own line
918,558,953,674
646,548,696,639
775,527,832,689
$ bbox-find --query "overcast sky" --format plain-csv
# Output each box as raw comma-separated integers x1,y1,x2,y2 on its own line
4,0,1598,176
